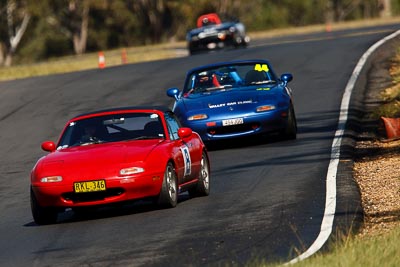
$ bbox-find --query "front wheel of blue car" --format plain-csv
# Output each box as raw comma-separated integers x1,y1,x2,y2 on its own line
282,105,297,140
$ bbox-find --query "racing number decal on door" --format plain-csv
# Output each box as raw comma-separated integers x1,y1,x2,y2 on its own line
180,145,191,176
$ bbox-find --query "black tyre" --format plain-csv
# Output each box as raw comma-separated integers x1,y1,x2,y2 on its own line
282,104,297,140
30,187,58,225
189,151,210,197
157,162,178,208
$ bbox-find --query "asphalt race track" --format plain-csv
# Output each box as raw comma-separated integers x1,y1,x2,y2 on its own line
1,23,399,266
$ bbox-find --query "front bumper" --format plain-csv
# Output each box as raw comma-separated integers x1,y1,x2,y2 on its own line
184,110,289,141
188,33,243,53
31,172,164,208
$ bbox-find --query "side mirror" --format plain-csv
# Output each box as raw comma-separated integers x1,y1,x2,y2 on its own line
178,127,193,139
41,141,56,152
281,73,293,85
166,88,180,100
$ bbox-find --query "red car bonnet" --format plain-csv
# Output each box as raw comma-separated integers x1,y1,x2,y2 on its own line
37,140,162,172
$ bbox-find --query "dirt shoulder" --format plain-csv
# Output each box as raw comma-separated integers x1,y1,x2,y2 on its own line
354,138,400,238
352,37,400,238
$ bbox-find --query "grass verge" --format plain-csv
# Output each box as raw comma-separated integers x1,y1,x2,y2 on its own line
249,227,400,267
0,42,187,81
278,227,400,267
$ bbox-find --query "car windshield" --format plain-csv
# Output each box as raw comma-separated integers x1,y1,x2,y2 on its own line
57,112,165,149
183,62,278,95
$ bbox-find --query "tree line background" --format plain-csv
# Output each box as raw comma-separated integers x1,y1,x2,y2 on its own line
0,0,398,66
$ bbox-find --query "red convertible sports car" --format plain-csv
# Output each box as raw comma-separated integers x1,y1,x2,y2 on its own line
30,106,210,225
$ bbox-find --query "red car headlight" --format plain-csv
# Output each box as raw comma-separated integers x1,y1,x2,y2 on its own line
40,176,63,183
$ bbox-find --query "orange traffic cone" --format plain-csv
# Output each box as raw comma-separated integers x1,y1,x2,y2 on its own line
325,23,332,32
98,51,106,69
121,48,128,64
381,117,400,139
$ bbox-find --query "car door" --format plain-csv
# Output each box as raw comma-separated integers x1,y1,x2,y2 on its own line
164,111,200,184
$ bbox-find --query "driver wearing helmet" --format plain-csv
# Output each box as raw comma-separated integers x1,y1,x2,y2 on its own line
185,71,222,96
196,71,221,89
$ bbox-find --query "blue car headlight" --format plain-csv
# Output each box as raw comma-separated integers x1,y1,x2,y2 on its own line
256,105,276,112
188,114,208,121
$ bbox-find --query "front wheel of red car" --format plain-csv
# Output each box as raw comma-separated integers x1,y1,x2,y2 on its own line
189,151,210,198
157,162,178,208
30,187,58,225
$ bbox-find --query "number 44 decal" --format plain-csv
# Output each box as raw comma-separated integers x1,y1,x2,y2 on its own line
180,145,191,176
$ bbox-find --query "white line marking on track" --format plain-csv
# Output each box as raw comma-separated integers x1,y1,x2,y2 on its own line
286,29,400,265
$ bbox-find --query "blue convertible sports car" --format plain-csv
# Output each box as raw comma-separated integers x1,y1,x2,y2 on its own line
166,60,297,144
